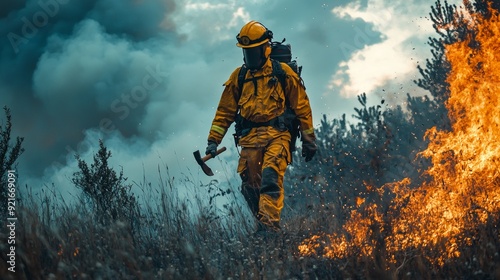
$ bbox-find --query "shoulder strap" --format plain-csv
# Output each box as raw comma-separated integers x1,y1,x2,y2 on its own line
271,59,289,107
271,59,286,88
236,60,288,104
237,64,249,100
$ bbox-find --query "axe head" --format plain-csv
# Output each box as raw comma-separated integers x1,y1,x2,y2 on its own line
193,146,226,176
193,150,214,176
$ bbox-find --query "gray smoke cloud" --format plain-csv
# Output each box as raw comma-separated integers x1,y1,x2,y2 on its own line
1,0,179,180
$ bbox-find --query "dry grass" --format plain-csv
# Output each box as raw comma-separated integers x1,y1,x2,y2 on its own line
1,168,499,280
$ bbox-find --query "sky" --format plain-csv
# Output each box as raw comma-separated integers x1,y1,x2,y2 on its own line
1,0,464,200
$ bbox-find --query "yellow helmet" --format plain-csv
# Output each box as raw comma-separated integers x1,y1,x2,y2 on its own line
236,21,273,48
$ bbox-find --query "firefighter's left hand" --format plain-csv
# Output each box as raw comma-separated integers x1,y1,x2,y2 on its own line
302,140,317,162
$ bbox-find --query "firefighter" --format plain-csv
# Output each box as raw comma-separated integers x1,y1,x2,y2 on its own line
206,21,317,232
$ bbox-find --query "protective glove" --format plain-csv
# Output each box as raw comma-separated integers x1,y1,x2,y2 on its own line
205,140,218,158
302,140,317,162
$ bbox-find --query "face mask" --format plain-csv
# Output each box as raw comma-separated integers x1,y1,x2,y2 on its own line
243,45,266,70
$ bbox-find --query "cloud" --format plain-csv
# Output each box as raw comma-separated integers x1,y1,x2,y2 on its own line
328,0,436,97
172,0,250,44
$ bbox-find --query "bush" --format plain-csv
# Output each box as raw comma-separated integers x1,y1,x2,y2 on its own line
0,106,24,219
72,140,138,226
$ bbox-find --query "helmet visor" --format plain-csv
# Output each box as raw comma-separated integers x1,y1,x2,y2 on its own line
243,45,266,70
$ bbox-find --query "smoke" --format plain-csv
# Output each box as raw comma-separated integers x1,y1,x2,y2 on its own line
33,19,172,136
0,0,178,180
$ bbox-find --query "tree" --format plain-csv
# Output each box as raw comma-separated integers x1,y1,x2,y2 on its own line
0,106,24,218
72,140,138,225
414,0,500,131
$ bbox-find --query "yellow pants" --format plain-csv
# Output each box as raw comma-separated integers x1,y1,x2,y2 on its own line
237,136,290,228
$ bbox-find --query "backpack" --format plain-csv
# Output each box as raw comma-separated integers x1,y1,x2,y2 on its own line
269,39,302,77
235,39,302,152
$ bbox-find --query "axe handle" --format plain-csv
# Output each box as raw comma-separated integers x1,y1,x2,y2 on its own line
201,147,227,162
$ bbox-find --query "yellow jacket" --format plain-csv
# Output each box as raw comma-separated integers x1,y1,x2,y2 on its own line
208,59,315,147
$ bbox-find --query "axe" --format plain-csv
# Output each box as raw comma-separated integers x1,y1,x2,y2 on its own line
193,147,227,176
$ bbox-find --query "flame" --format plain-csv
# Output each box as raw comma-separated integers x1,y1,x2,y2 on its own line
356,196,366,207
57,244,64,257
299,7,500,266
73,247,80,257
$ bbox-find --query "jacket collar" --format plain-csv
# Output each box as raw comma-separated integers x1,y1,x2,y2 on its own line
248,58,272,75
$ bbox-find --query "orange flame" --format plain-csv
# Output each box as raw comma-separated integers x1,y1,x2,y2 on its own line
299,7,500,266
57,244,64,257
73,247,80,257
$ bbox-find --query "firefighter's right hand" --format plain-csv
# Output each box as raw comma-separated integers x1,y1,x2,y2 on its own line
302,140,317,162
205,140,218,158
